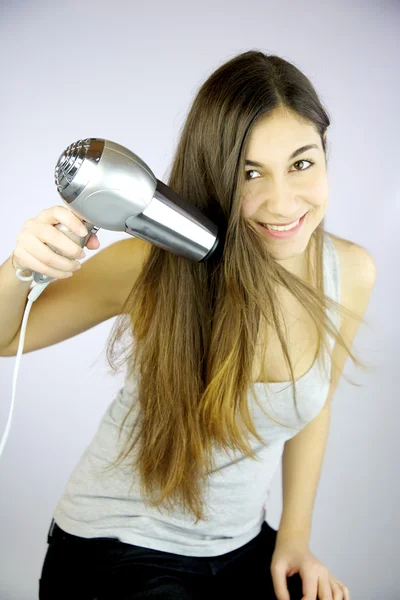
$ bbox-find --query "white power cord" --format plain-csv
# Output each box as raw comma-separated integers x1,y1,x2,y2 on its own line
0,272,50,457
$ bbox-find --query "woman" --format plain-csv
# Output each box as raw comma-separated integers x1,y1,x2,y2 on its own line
7,50,375,599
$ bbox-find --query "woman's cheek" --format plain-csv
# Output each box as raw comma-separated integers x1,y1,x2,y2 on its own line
241,190,260,219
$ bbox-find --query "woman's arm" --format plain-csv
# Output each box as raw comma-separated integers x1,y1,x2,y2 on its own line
277,243,377,545
278,400,331,545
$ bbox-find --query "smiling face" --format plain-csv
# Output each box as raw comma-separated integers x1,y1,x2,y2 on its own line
241,107,329,276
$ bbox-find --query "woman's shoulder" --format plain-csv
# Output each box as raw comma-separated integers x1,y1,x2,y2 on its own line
325,231,353,255
325,231,376,316
326,231,375,280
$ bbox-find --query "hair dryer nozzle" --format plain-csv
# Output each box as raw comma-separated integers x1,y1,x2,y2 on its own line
125,179,220,262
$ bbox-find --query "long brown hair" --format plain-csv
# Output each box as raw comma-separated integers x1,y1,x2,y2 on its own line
102,50,372,523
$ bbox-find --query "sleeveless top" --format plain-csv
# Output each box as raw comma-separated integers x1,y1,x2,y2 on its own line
53,233,340,557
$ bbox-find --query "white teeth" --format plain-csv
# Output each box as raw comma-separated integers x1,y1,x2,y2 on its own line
263,218,300,231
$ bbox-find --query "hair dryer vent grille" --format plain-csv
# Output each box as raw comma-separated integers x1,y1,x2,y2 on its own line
54,138,91,192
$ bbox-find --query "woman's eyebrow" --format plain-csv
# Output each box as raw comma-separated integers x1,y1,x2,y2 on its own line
245,143,319,168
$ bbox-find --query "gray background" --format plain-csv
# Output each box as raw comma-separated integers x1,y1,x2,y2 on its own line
0,0,398,598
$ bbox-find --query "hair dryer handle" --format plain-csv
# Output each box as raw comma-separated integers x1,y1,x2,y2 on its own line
32,220,98,285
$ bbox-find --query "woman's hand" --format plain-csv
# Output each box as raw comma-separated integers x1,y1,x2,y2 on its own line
12,206,100,279
270,536,350,600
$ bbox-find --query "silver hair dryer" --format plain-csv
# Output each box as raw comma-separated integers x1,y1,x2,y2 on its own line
32,138,220,285
0,139,222,460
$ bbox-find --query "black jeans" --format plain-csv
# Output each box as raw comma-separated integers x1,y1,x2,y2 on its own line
39,519,304,599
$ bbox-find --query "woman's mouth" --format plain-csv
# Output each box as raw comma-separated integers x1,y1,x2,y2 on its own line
257,212,308,239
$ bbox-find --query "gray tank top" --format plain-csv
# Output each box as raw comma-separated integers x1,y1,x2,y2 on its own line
53,233,340,557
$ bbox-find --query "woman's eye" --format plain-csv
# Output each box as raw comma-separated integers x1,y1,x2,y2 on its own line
245,159,314,180
245,169,259,180
292,159,314,172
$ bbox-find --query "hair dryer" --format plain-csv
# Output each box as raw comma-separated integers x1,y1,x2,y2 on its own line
1,138,221,459
31,138,220,286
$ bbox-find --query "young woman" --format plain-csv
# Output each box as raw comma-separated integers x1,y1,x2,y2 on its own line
2,50,376,600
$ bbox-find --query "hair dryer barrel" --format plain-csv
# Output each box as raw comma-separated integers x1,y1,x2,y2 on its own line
54,138,220,262
126,179,220,262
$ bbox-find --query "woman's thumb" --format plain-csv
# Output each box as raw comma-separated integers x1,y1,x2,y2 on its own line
85,234,100,250
271,564,291,600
